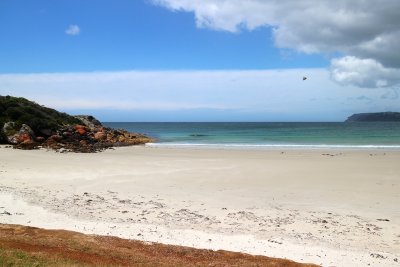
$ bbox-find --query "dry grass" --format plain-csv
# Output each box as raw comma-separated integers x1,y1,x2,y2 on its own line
0,224,319,267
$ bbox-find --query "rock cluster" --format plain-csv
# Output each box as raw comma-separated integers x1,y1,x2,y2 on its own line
2,122,37,148
1,117,153,153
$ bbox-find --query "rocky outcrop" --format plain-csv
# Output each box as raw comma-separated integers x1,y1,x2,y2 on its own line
345,112,400,122
0,96,154,152
4,121,153,152
37,124,153,153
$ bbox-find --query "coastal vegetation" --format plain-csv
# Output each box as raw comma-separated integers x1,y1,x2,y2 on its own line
0,95,81,135
0,224,316,267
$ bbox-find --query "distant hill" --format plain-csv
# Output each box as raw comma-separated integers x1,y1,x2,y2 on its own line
345,112,400,122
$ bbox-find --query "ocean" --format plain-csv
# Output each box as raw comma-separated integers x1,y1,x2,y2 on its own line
103,122,400,149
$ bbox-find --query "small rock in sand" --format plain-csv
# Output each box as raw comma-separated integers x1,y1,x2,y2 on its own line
376,218,390,222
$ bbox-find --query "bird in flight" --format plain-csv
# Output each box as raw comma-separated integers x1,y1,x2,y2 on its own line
303,76,307,81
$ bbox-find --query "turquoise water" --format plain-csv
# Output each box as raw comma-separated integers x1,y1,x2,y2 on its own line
103,122,400,149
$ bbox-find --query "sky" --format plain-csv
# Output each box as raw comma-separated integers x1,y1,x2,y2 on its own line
0,0,399,121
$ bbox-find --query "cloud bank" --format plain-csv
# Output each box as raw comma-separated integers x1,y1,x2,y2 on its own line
153,0,400,88
1,70,397,121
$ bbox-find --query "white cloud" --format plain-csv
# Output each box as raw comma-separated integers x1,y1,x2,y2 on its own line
330,56,400,88
65,24,80,36
152,0,400,88
0,70,398,121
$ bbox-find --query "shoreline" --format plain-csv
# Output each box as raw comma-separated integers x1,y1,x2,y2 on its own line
145,142,400,151
1,145,399,266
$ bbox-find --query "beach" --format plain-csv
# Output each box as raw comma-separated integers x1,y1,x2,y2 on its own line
0,145,399,266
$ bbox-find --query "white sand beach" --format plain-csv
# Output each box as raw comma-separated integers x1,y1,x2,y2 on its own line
0,145,399,266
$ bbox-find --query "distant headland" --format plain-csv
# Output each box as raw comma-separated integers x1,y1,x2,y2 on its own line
0,95,153,152
345,112,400,122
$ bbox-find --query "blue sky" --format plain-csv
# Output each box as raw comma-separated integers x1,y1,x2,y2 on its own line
0,0,327,72
0,0,399,121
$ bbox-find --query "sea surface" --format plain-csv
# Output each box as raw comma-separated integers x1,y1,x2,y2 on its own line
103,122,400,149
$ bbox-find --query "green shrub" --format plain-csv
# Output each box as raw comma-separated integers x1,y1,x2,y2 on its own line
0,95,82,137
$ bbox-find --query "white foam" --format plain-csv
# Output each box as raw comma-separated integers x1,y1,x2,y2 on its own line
146,142,400,150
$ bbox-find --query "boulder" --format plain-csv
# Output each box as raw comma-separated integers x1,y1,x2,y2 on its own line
18,133,33,143
79,140,88,146
75,115,102,129
2,122,18,144
48,135,62,142
18,138,37,149
62,131,72,137
1,122,35,145
75,125,87,135
36,136,45,143
39,128,53,137
94,131,106,141
19,124,36,140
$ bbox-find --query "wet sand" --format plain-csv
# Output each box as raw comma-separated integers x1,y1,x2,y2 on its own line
0,145,399,266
